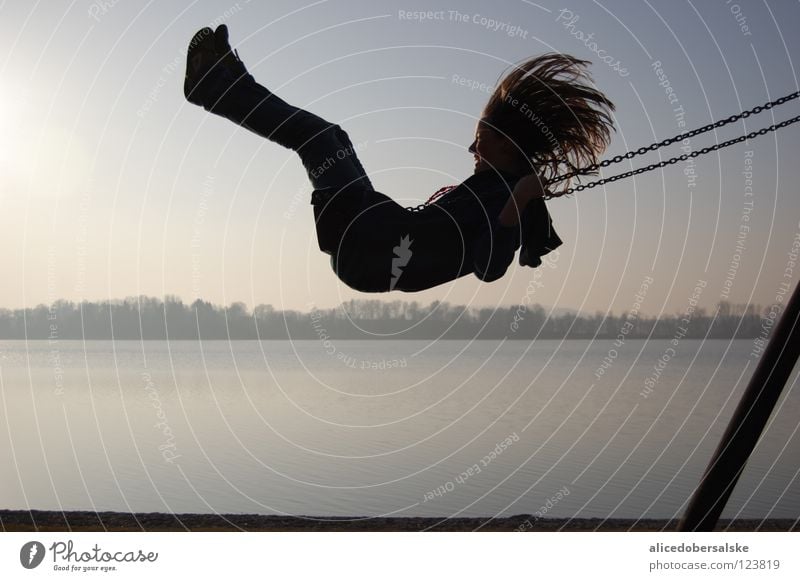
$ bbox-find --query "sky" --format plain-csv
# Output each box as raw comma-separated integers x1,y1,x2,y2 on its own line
1,0,798,318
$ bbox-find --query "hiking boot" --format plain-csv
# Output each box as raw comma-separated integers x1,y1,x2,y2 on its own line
213,24,248,79
184,27,216,106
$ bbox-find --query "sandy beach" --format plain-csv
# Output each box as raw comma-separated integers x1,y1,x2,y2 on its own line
1,511,795,532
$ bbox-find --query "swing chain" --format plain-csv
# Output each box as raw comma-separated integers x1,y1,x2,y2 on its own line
547,113,800,199
405,91,800,211
554,90,800,184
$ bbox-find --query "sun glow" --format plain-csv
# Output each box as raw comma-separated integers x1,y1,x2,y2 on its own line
0,80,92,200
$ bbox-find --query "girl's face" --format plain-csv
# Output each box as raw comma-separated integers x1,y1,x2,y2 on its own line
468,121,523,175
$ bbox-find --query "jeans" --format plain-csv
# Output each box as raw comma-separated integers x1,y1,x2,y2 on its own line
192,67,557,291
197,68,373,193
196,67,397,264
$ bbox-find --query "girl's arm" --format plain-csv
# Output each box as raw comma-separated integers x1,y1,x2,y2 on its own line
498,173,547,227
472,173,548,282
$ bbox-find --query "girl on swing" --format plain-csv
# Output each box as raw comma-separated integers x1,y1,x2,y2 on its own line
184,26,615,292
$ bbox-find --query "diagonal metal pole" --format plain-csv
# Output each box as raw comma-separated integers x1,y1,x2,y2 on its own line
679,280,800,531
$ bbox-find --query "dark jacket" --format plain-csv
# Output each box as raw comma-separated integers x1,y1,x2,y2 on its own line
311,169,562,292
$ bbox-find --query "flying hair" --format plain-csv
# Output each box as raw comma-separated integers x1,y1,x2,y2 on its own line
482,53,616,194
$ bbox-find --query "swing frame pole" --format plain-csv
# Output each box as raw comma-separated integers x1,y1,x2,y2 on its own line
678,279,800,531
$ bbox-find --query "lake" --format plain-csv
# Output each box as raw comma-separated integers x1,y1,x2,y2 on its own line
1,339,797,522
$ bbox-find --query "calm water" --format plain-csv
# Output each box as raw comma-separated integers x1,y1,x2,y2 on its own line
1,339,798,521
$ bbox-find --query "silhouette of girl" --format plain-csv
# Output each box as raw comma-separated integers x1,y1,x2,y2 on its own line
184,26,615,292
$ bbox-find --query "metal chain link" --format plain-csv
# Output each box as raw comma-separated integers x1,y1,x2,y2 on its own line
546,113,800,199
406,91,800,211
553,90,800,183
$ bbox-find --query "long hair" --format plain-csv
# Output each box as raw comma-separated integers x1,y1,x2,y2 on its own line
482,53,615,194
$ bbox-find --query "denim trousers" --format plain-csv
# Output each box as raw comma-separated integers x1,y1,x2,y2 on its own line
198,68,389,256
198,69,374,194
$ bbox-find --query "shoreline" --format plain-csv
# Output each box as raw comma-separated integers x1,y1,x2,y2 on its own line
1,511,796,532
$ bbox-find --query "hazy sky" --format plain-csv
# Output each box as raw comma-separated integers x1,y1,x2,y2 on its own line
1,0,798,318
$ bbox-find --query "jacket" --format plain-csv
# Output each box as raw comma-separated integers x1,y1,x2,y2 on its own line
311,169,562,292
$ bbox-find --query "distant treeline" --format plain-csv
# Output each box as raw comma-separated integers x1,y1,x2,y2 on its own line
0,297,779,341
